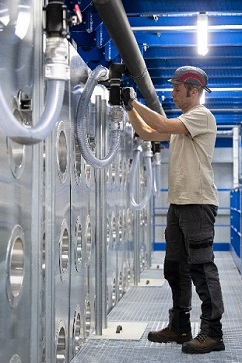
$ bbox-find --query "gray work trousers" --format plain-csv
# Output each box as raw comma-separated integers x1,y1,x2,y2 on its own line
164,204,224,339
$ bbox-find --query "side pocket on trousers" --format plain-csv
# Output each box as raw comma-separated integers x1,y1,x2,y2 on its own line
188,233,214,264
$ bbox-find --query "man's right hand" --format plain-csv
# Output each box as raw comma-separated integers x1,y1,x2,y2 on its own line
121,87,137,111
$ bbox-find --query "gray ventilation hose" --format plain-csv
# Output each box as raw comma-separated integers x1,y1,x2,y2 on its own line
129,140,153,210
0,80,65,144
75,64,122,169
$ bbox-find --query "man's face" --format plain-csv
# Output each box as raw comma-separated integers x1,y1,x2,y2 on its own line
171,83,193,111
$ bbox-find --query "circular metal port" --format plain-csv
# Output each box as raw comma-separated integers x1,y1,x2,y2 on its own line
74,138,82,184
127,262,132,285
72,306,82,355
84,161,92,186
122,262,128,293
85,298,91,338
119,158,123,185
6,109,26,179
140,245,147,271
6,225,25,308
85,215,92,265
118,212,123,244
9,354,22,363
118,271,123,300
41,348,46,363
59,220,69,281
111,162,116,184
75,217,82,272
122,212,127,242
111,214,116,250
126,208,133,240
56,122,69,184
111,277,117,308
56,322,66,363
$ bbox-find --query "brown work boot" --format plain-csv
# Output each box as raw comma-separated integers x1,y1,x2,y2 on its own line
148,326,192,344
182,332,225,354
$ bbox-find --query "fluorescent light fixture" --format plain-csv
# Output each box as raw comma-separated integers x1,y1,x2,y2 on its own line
197,12,208,56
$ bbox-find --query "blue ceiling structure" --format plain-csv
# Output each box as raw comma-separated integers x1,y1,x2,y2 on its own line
65,0,242,125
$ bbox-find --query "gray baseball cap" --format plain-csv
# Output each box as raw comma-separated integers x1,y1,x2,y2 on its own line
168,66,212,93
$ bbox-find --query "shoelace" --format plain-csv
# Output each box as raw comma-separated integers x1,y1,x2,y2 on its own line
195,332,208,343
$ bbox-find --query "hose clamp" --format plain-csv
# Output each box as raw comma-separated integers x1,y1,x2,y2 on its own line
153,152,162,165
44,37,70,80
133,137,143,152
109,106,123,131
143,141,153,157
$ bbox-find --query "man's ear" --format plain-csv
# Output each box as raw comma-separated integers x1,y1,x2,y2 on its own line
191,88,198,97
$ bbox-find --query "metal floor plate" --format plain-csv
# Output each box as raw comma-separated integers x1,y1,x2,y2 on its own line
72,252,242,363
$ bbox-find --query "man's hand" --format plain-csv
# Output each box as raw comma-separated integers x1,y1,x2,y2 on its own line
121,87,136,111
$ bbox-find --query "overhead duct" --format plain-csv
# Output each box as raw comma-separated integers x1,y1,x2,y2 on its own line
93,0,165,116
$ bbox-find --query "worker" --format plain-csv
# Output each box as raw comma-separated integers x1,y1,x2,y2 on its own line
121,66,225,354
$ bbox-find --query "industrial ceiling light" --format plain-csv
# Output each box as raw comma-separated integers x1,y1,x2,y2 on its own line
197,12,208,56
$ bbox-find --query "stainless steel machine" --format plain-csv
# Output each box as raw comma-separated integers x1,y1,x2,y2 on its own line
0,1,154,362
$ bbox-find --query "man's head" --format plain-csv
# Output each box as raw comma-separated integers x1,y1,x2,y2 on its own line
168,66,211,94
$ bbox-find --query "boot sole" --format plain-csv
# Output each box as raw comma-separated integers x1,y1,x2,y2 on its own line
148,336,192,344
182,342,225,354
